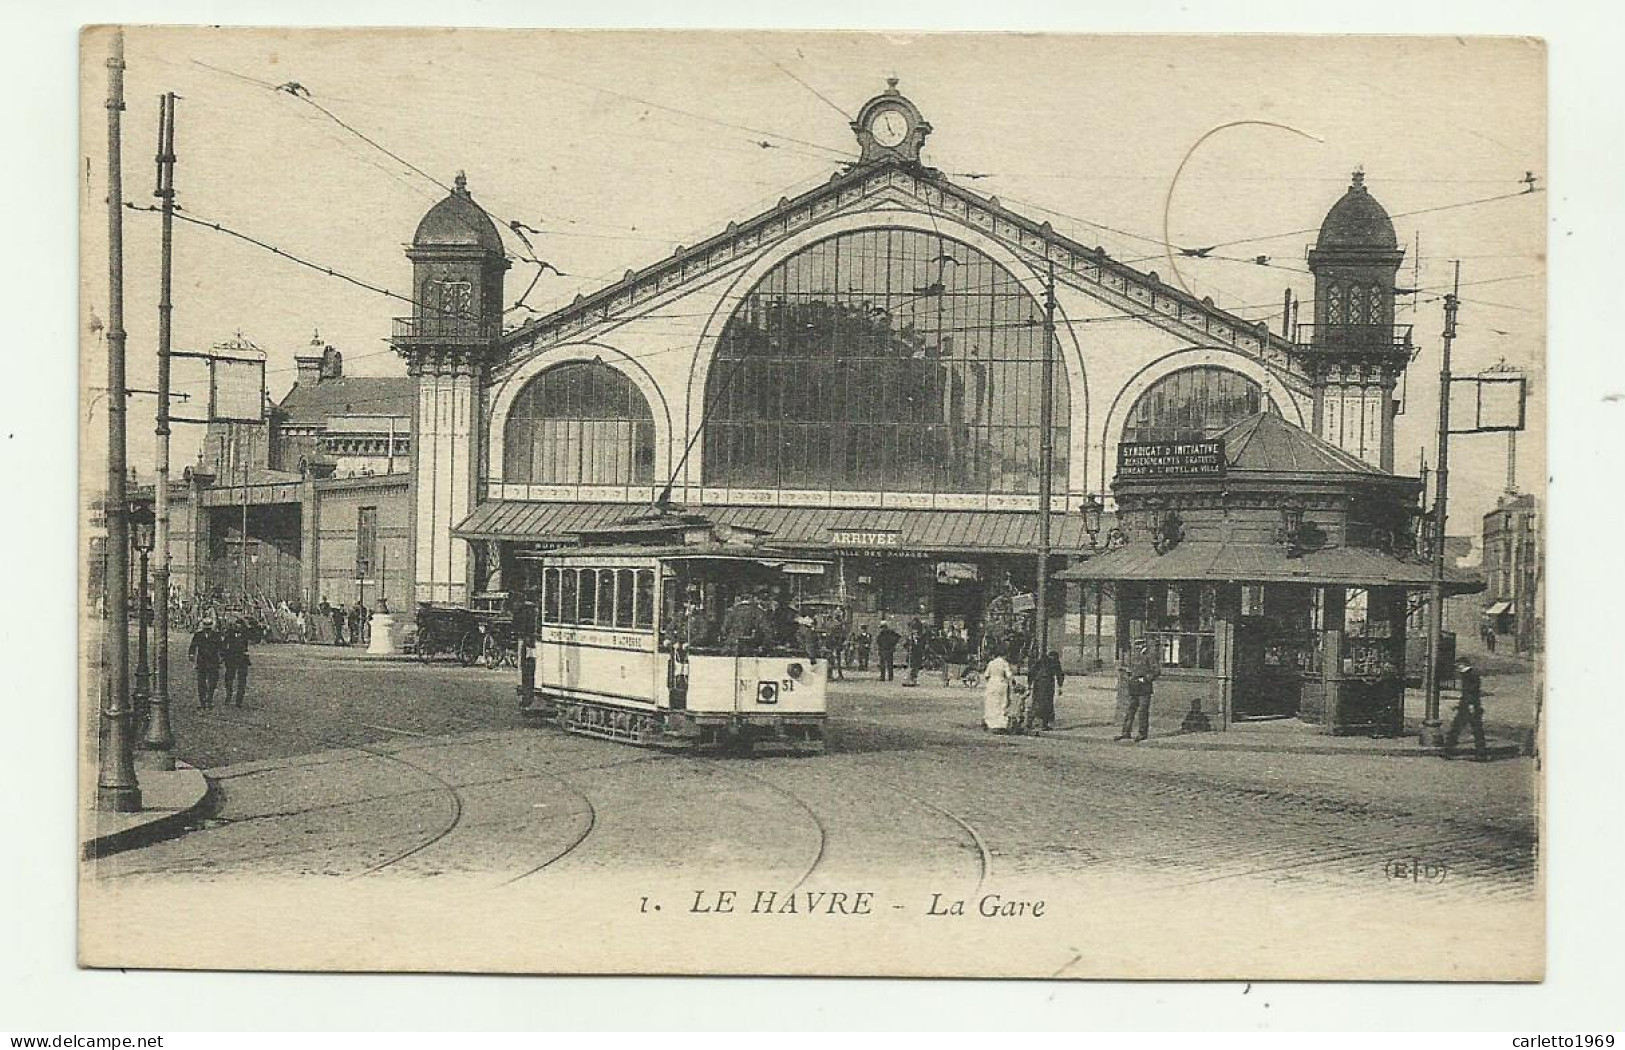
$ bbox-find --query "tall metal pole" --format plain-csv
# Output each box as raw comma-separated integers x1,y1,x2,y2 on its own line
240,425,250,599
143,91,177,767
1035,261,1057,660
1420,261,1461,748
98,29,140,812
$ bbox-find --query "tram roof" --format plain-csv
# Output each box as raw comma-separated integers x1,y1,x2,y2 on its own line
516,543,829,567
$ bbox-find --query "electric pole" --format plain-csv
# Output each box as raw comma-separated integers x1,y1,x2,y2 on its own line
1419,261,1461,749
98,29,141,812
142,91,178,769
1035,261,1057,661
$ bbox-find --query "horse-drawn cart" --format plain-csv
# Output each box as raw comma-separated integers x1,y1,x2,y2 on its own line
413,603,517,668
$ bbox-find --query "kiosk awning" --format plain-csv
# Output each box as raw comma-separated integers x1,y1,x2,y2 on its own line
1055,540,1484,593
454,501,1095,554
1483,600,1514,615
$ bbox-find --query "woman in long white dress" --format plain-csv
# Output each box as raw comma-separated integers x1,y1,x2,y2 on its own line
982,648,1015,732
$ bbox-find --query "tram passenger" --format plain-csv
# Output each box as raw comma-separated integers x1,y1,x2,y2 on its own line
721,589,768,655
665,583,715,649
769,591,799,649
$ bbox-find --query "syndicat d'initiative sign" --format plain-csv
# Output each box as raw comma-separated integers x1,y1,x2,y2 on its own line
1116,439,1226,479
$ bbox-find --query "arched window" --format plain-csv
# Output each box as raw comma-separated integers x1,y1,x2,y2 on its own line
503,362,656,485
702,229,1068,494
1120,366,1276,446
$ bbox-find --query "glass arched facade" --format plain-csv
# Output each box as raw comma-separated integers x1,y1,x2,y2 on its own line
1120,366,1274,445
503,362,656,485
702,229,1069,494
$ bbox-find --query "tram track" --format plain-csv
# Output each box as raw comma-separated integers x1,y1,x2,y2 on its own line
712,765,830,892
169,710,665,881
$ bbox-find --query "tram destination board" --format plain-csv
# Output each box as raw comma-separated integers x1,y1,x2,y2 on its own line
1117,439,1226,479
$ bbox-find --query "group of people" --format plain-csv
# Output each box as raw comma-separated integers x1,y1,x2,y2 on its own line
187,615,254,709
979,644,1066,734
311,597,374,647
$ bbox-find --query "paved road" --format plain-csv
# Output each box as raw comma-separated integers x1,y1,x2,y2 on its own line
83,641,1542,977
102,642,1537,896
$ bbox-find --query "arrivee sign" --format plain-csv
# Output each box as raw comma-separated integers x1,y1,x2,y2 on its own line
830,529,903,548
1117,439,1226,479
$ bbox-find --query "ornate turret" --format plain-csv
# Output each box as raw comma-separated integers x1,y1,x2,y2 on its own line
392,172,510,377
394,173,511,606
1303,171,1411,471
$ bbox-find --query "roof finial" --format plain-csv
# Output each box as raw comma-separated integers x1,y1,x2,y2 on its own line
310,327,322,346
1351,167,1366,190
886,76,900,93
454,170,468,194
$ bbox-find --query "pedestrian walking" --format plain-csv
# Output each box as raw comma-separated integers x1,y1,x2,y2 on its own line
1027,649,1065,732
903,625,925,687
982,645,1020,733
1441,654,1489,760
330,599,347,647
824,612,848,681
352,599,370,647
853,625,872,673
221,616,253,707
188,615,223,710
1117,636,1160,742
876,622,900,682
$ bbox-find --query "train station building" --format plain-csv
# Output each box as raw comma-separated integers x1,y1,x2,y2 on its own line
372,80,1429,665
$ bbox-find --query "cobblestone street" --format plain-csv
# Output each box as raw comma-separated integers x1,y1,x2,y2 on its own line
82,641,1540,977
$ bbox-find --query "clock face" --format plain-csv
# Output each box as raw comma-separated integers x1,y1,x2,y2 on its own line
870,108,910,148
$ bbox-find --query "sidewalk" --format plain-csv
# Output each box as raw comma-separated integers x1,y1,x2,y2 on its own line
828,672,1531,759
82,761,211,859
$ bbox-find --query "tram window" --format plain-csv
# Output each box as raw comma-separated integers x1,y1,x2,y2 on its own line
597,570,616,627
542,567,561,624
615,569,636,628
635,569,655,629
577,568,597,625
559,568,579,625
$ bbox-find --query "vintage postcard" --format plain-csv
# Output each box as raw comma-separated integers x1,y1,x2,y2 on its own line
79,27,1546,979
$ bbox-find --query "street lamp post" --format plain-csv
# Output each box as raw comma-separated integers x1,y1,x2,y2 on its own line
129,503,155,733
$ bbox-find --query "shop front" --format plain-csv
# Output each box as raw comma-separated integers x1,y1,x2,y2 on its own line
457,501,1088,662
1060,412,1482,736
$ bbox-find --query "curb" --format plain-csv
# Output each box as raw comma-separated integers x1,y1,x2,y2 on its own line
81,763,214,860
1048,730,1526,759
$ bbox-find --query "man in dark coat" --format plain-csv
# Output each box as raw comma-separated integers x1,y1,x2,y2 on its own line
329,600,347,646
903,626,925,687
188,617,223,710
351,600,370,647
1442,654,1489,760
853,625,872,672
720,592,767,655
1026,650,1065,731
221,617,253,707
1116,637,1160,742
875,622,901,682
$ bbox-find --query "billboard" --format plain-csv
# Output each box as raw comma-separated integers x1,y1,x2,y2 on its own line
1448,371,1528,434
170,350,266,424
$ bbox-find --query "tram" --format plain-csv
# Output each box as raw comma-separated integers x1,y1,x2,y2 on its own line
513,512,829,754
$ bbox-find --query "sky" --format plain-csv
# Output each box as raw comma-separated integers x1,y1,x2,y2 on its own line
79,28,1546,534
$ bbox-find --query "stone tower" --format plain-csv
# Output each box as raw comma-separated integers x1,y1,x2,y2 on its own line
394,173,509,604
1305,171,1409,471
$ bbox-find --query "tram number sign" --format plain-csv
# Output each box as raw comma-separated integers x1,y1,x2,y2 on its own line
1117,439,1225,479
